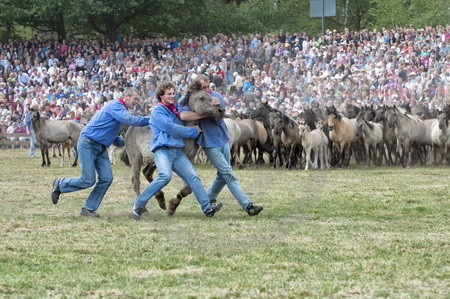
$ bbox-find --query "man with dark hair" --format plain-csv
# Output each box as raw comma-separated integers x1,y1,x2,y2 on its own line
51,87,150,217
132,81,223,219
178,75,263,216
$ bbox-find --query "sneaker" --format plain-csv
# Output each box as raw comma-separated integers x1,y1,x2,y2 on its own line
132,203,144,220
80,207,100,218
247,205,263,216
51,178,61,204
204,202,223,217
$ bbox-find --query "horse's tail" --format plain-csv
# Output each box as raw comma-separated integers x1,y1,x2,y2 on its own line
119,148,131,166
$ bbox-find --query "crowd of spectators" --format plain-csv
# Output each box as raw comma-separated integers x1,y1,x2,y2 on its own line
1,24,449,136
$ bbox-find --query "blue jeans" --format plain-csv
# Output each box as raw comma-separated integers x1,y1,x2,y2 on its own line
59,136,113,211
134,147,210,212
203,142,252,211
29,130,36,157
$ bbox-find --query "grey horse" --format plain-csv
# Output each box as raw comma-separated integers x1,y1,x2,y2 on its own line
122,88,224,216
30,108,84,167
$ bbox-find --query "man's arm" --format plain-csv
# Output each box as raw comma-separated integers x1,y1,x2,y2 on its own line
179,111,204,121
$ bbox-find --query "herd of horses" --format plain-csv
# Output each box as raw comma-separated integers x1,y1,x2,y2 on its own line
28,94,449,213
225,101,450,170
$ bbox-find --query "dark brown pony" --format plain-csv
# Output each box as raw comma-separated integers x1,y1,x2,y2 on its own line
374,105,397,165
271,110,302,169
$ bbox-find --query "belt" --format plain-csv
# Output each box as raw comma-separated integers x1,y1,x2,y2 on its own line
83,136,107,148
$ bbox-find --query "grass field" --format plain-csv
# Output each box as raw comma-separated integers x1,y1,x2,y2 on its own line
0,149,449,297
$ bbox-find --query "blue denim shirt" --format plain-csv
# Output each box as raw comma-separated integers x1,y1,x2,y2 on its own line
81,99,150,147
150,103,199,152
23,112,33,132
178,91,229,148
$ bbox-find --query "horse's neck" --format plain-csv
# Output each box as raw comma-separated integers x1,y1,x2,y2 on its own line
333,117,346,132
32,117,46,132
439,118,449,133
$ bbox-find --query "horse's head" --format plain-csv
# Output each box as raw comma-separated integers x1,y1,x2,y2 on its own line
355,117,365,137
373,106,385,123
345,104,360,119
438,112,448,130
251,102,270,120
269,111,283,133
297,120,309,137
316,120,324,131
326,106,340,131
187,90,224,121
385,106,397,128
30,108,40,122
364,106,376,122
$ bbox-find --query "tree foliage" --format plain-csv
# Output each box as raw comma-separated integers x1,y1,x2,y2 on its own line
0,0,447,42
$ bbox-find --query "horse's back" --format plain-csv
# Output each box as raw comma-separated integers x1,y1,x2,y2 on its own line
224,118,241,146
408,115,427,142
39,119,73,143
254,120,268,144
236,119,257,145
125,126,153,165
416,118,437,145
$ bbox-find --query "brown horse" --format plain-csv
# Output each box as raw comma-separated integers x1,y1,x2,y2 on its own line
326,106,355,167
374,105,397,165
30,108,84,167
271,110,302,169
122,88,224,216
251,102,278,167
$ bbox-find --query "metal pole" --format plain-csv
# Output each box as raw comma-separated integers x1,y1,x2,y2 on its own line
344,0,349,31
322,0,325,34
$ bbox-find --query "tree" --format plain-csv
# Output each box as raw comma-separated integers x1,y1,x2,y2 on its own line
9,0,70,41
71,0,163,42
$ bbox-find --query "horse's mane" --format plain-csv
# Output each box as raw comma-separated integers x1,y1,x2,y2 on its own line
282,113,297,128
180,81,203,107
327,106,342,120
400,102,412,113
365,119,374,129
303,108,317,130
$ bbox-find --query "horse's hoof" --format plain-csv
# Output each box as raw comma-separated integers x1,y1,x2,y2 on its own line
157,201,166,210
142,207,149,214
168,198,180,215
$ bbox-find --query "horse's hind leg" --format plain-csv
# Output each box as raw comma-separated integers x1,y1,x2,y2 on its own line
167,184,191,216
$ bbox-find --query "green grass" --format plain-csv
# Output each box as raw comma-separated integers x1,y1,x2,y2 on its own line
0,149,449,297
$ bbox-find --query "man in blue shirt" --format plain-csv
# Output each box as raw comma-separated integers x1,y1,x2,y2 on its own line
178,75,263,216
23,104,36,158
51,87,151,217
132,81,223,219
